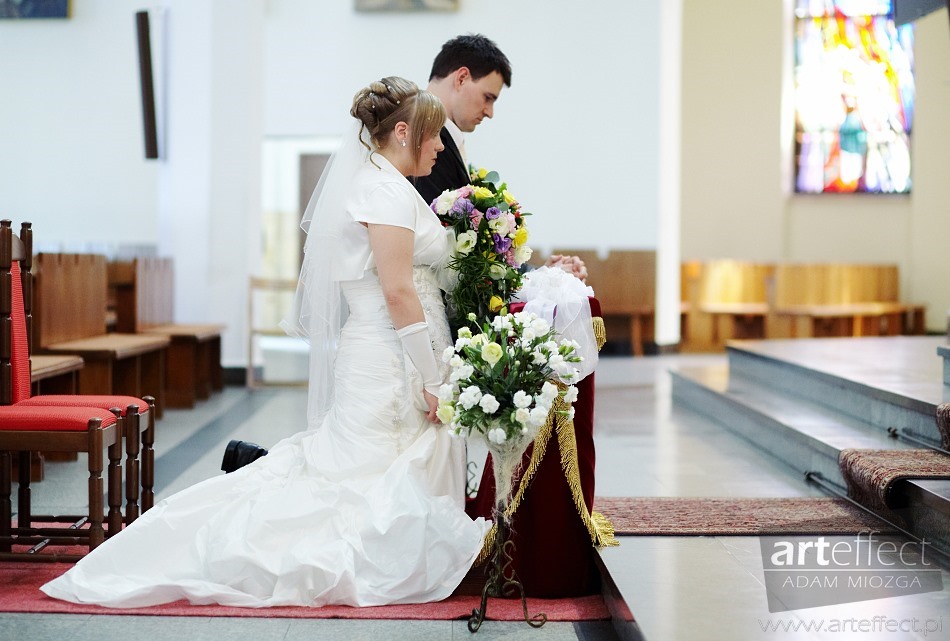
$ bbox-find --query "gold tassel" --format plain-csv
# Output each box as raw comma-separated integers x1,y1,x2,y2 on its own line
475,381,618,563
556,413,619,548
592,316,606,351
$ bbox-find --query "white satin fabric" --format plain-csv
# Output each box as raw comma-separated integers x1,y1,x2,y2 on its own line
40,267,486,608
513,266,599,382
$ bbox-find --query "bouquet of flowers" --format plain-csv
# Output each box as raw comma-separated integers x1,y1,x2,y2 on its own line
436,311,582,511
431,167,533,328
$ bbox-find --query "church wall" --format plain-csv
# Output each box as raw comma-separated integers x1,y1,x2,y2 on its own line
0,0,159,246
261,0,665,254
681,1,950,330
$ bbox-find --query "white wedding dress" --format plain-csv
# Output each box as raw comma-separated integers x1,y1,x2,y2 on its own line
41,156,488,609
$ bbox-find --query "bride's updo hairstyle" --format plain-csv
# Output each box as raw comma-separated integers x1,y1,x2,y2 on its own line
350,76,445,164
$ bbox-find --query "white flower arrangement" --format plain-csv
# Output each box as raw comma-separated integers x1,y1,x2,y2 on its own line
438,311,582,447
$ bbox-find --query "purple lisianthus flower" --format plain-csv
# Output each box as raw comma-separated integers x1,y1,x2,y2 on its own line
485,206,502,220
451,198,475,218
506,248,519,266
493,233,513,254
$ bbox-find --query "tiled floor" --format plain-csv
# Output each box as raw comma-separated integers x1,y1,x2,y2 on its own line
4,353,949,640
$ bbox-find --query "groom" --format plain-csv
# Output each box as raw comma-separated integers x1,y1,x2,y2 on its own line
412,34,586,280
417,35,600,598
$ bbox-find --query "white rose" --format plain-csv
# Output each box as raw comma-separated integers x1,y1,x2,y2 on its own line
438,383,456,401
441,346,456,363
529,405,549,428
513,390,533,408
514,407,531,425
488,216,511,236
488,427,507,445
449,354,463,368
450,363,475,382
435,189,458,215
531,318,550,336
563,386,579,404
479,393,500,414
455,230,477,254
488,263,507,280
457,326,472,339
458,385,483,410
514,245,533,264
491,315,513,332
521,327,536,342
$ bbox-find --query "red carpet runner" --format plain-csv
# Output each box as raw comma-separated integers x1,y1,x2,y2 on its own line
595,496,893,536
0,561,609,620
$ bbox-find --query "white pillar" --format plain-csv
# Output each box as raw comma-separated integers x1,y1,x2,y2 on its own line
155,0,264,369
656,0,683,348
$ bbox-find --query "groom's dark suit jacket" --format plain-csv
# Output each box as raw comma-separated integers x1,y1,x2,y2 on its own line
410,127,469,206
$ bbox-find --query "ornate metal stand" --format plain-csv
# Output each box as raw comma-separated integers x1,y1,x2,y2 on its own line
468,514,547,633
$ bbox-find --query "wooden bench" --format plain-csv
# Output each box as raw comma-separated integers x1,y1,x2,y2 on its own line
30,354,84,395
681,260,773,351
33,253,169,415
770,264,926,338
547,249,656,356
109,257,224,408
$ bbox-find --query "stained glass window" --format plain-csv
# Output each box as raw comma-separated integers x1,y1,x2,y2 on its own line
794,0,915,193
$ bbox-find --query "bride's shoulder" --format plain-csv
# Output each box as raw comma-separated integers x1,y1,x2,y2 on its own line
352,165,414,199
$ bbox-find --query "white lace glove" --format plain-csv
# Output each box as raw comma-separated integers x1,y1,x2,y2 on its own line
396,321,442,396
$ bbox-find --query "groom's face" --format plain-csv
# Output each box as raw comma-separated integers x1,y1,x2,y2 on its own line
453,71,505,133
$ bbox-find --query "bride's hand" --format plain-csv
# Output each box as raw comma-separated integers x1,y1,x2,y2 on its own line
423,389,440,423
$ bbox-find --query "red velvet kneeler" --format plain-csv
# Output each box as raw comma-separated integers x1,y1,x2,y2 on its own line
466,298,602,598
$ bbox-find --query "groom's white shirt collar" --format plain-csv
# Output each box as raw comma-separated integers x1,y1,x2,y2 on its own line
444,118,466,166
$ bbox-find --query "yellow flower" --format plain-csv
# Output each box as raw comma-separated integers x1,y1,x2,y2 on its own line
473,186,493,200
512,226,529,248
481,341,504,366
502,190,517,205
477,167,488,179
436,402,456,425
489,295,504,312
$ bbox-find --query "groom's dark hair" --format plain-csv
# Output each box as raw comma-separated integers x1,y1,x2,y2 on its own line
429,34,512,87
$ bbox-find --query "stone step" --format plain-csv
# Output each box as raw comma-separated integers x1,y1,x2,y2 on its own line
726,337,946,444
671,360,950,554
671,364,914,485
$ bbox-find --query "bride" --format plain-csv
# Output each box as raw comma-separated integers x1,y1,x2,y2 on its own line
41,76,489,609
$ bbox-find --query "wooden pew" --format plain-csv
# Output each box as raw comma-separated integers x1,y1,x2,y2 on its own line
546,249,656,356
770,264,926,338
109,257,224,408
681,260,773,351
32,253,169,414
31,354,84,395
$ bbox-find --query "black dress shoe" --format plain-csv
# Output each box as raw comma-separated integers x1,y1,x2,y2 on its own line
221,439,268,473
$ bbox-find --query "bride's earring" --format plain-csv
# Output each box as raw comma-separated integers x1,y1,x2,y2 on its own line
400,139,407,147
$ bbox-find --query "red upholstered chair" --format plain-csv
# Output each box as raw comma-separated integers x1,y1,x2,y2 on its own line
0,405,121,560
0,221,155,530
